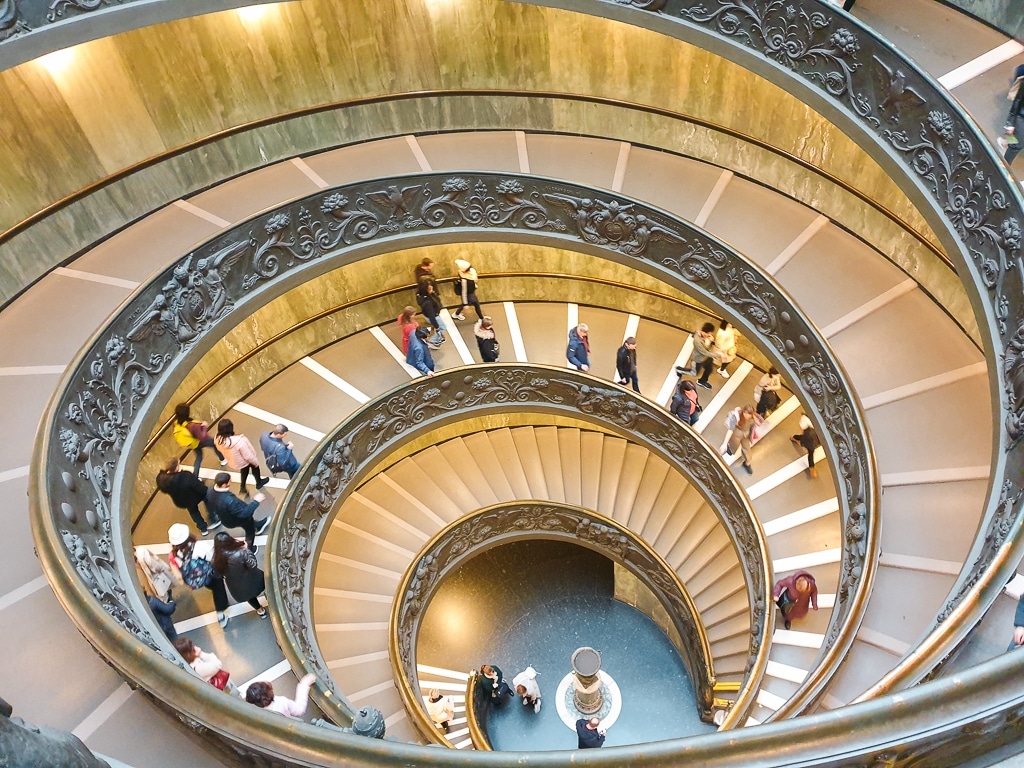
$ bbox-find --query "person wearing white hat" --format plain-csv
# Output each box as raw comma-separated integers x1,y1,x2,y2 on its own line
452,258,482,321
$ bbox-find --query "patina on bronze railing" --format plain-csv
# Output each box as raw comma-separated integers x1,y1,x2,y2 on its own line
32,171,873,765
582,0,1024,711
276,366,762,728
465,671,494,751
388,501,722,742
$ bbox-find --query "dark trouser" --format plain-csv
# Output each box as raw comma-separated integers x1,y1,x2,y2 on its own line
183,501,216,533
244,573,266,610
695,357,714,384
206,576,229,612
222,514,257,549
492,681,513,701
239,464,264,493
459,293,483,320
794,431,817,468
192,437,225,475
1008,142,1022,164
622,372,640,393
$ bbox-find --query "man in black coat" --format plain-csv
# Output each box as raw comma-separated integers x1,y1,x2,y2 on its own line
205,472,269,553
155,458,220,534
616,336,639,393
576,717,606,749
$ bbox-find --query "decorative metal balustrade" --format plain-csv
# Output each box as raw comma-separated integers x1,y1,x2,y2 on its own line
280,395,765,736
31,170,875,764
568,0,1024,710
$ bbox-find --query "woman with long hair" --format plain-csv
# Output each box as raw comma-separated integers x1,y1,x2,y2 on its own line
168,523,229,628
212,531,266,617
215,418,266,496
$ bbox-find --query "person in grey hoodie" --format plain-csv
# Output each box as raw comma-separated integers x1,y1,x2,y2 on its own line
566,324,591,371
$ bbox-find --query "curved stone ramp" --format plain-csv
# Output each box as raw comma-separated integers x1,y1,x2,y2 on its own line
205,302,836,722
176,124,991,707
2,15,1005,757
313,426,750,732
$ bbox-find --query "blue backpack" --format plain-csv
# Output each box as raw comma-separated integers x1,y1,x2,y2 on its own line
180,555,213,590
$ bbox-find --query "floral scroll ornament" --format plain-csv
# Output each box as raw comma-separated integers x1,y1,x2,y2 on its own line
421,178,566,231
680,0,874,122
47,0,116,23
127,241,250,349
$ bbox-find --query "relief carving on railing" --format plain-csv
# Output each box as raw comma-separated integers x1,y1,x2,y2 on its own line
277,366,768,712
390,503,715,735
37,172,869,752
653,1,1020,619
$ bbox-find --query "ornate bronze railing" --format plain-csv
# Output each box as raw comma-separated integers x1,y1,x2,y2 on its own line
32,171,874,762
569,0,1019,709
278,369,763,728
387,501,724,738
465,671,494,751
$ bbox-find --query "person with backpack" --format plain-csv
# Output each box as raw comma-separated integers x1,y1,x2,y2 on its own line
168,523,230,628
414,262,447,347
260,425,300,479
205,472,269,554
670,378,701,425
172,403,225,474
156,457,220,535
215,418,267,497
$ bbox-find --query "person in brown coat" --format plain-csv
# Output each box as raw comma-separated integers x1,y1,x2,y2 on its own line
772,570,818,630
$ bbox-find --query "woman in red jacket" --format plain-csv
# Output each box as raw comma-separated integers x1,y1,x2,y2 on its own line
772,570,818,630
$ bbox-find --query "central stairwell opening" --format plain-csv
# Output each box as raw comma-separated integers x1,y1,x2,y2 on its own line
416,539,715,750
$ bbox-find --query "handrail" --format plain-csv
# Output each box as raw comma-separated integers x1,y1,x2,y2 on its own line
32,171,875,763
387,501,727,738
465,671,493,751
581,0,1018,710
282,370,760,729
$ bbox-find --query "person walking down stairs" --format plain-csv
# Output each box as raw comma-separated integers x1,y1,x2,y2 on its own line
791,413,820,479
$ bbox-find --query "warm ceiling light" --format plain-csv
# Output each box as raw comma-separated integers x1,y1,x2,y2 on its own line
236,4,271,23
37,47,75,76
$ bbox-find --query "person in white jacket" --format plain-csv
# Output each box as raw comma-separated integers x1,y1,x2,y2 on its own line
512,666,542,713
245,673,316,719
425,688,455,732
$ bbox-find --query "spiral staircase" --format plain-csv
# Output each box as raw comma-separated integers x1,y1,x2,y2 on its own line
5,0,1024,766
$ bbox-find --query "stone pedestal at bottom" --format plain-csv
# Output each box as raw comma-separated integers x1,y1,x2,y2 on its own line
571,647,604,715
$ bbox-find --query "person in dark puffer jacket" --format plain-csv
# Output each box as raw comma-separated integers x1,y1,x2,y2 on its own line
156,457,220,535
474,316,500,362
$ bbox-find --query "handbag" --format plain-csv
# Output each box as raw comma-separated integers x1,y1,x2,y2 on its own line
209,669,230,690
776,589,795,615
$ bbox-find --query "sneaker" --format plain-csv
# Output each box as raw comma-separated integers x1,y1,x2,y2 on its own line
255,477,269,490
208,519,222,530
697,381,712,389
201,529,210,537
742,463,753,475
718,368,730,379
451,313,465,320
220,459,228,467
256,517,271,535
427,341,441,350
784,619,792,630
534,699,541,714
790,435,800,445
217,612,229,628
256,608,268,619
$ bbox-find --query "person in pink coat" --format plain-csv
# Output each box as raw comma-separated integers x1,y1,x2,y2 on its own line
772,570,818,630
215,418,267,496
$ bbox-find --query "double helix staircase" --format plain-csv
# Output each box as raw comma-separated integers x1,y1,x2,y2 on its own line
5,18,1004,755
